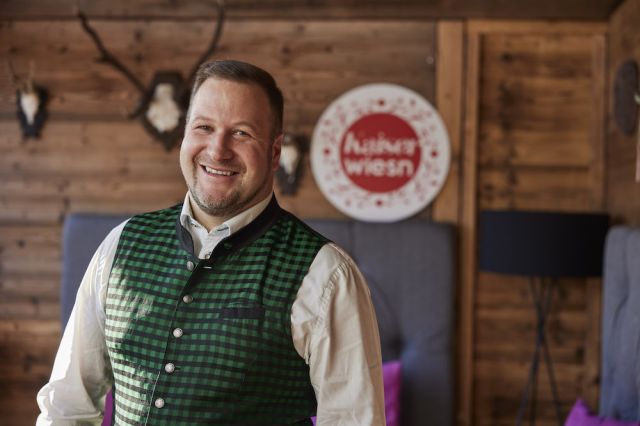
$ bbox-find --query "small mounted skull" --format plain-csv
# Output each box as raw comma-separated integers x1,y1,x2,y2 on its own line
276,133,307,195
8,60,48,139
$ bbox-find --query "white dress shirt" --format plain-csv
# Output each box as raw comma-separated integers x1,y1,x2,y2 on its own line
37,193,386,425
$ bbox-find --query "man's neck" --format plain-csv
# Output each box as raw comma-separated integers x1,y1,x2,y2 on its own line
187,193,273,233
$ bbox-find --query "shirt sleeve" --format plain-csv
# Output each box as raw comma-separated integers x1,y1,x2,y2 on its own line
291,243,386,426
36,221,128,426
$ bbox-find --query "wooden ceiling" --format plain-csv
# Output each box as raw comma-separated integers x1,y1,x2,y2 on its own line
0,0,626,20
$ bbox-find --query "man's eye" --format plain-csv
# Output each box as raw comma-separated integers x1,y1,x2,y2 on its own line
233,130,252,138
195,124,212,132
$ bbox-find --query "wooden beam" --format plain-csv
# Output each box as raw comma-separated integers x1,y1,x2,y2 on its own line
457,22,480,426
434,21,464,224
0,0,622,20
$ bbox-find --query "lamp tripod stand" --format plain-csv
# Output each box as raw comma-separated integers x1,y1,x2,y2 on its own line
516,277,563,426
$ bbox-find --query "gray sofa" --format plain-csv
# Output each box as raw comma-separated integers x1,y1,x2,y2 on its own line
61,212,457,425
600,225,640,420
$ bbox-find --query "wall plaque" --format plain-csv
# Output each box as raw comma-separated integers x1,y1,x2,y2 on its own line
311,83,450,222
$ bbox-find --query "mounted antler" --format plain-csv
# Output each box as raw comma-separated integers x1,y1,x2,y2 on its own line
77,0,226,150
186,0,225,90
77,9,146,104
7,59,48,139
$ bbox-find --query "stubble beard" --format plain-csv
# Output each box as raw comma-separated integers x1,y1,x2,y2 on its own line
189,180,244,220
186,143,275,220
188,169,270,221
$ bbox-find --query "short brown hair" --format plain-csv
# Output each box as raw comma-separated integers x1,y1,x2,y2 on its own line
188,60,284,136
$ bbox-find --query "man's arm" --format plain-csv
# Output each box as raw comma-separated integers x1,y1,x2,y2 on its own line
36,221,127,426
292,243,386,425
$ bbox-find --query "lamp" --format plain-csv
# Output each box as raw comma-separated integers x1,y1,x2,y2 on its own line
479,210,609,426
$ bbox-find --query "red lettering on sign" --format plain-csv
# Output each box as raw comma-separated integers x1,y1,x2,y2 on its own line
340,113,421,193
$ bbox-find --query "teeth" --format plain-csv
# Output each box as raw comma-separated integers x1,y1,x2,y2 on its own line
204,166,234,176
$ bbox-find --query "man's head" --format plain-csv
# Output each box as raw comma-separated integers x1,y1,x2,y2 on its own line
187,60,284,138
180,60,284,229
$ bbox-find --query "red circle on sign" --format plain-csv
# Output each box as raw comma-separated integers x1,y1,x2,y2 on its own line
339,113,421,193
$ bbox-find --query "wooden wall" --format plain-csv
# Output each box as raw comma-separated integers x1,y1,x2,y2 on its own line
0,3,610,425
0,0,624,20
0,9,443,425
608,0,640,225
465,21,608,425
463,21,607,425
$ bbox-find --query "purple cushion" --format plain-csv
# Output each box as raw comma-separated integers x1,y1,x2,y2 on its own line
565,399,640,426
312,360,401,425
102,391,112,426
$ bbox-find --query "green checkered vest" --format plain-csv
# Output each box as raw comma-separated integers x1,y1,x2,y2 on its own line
105,198,326,425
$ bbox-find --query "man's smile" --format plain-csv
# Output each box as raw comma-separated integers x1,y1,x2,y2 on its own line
200,165,238,177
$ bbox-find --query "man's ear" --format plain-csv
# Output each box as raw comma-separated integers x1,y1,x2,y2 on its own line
271,133,284,171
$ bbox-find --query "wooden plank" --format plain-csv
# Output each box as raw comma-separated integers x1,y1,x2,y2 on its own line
0,275,59,300
478,125,593,168
474,376,578,426
475,341,588,365
0,299,59,320
467,20,609,35
0,0,621,20
582,278,602,409
475,358,584,383
433,21,464,223
476,274,588,309
480,102,593,129
0,224,61,247
0,175,185,204
479,167,597,210
457,23,481,426
0,197,68,224
474,357,584,417
0,379,49,426
0,319,60,334
0,147,183,179
0,251,60,277
476,308,587,335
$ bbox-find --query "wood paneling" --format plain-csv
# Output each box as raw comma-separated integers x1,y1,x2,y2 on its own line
466,21,608,425
0,0,623,20
459,25,481,426
0,6,615,425
0,20,434,120
608,0,640,225
0,17,437,424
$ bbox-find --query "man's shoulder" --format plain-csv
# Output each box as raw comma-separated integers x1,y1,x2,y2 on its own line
124,203,183,232
277,209,331,246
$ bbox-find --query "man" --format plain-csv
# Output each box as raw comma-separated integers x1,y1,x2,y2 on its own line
37,60,385,425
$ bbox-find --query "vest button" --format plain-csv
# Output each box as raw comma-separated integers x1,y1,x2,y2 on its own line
164,363,175,373
172,328,184,338
186,261,195,271
154,398,165,409
182,294,193,304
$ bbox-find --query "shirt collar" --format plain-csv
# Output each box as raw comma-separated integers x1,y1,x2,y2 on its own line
180,192,273,237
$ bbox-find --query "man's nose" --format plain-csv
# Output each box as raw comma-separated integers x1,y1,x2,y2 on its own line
207,131,233,160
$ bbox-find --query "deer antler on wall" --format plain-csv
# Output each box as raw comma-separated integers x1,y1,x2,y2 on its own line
77,0,225,150
7,60,49,140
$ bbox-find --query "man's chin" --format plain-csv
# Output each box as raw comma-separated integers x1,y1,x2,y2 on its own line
193,192,242,218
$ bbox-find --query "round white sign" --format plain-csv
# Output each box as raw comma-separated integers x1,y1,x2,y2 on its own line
311,83,450,222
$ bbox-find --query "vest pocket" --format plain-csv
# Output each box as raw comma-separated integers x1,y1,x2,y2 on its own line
217,305,265,319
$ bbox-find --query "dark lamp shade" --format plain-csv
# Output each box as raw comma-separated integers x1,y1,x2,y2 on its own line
479,210,609,277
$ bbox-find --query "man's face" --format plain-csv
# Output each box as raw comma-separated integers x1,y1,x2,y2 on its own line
180,78,282,225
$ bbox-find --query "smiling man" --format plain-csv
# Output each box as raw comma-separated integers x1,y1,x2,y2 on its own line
37,60,385,425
